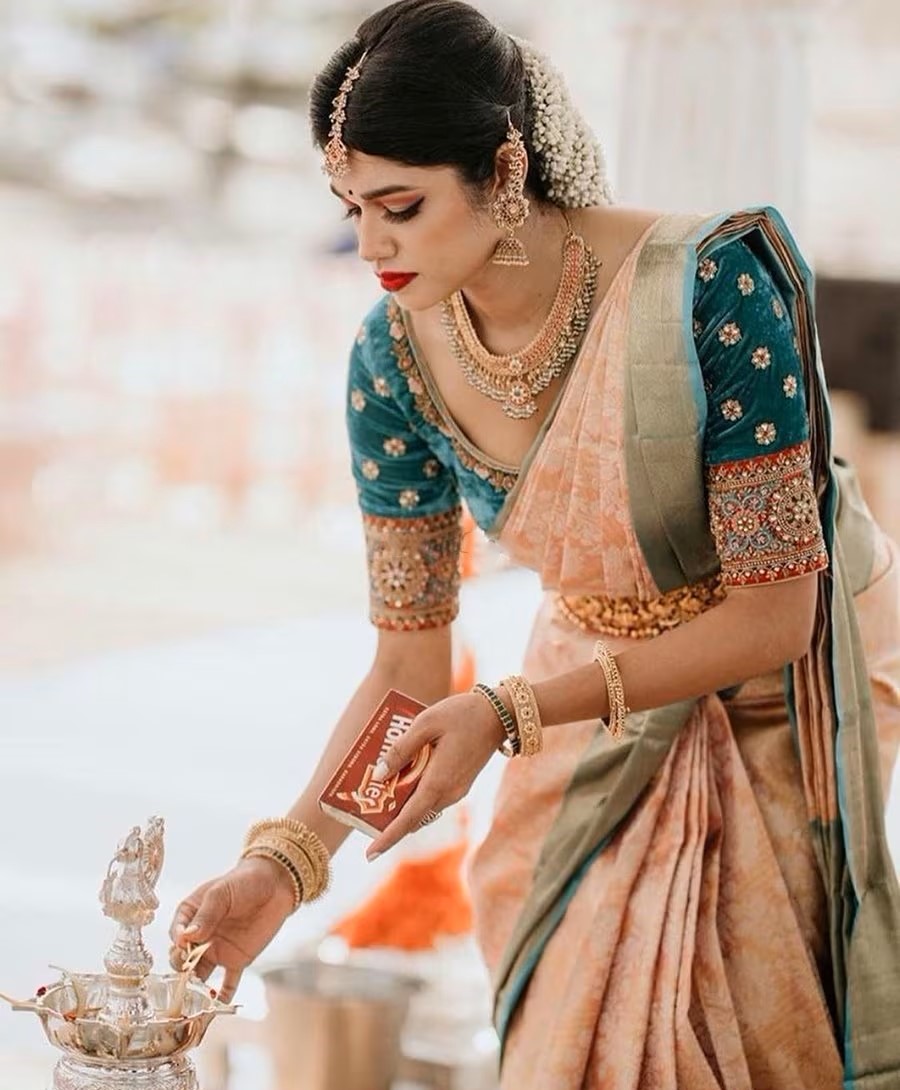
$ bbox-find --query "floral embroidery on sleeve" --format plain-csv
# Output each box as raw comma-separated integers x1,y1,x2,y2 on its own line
705,441,827,586
363,507,462,629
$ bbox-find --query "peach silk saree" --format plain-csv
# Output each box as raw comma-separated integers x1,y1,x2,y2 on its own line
469,208,900,1090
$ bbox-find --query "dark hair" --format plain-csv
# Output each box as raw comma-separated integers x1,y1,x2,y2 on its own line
309,0,549,202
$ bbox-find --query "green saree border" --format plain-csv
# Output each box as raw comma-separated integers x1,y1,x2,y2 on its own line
493,698,698,1046
623,211,718,591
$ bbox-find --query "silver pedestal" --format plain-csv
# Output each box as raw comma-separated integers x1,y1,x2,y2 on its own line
54,1054,197,1090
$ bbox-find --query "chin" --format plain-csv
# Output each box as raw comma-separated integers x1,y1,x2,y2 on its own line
390,281,445,312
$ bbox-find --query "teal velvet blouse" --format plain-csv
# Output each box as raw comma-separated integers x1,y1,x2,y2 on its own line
346,236,818,628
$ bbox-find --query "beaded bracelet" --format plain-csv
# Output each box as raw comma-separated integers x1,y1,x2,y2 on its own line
472,682,520,757
499,674,543,758
591,640,630,739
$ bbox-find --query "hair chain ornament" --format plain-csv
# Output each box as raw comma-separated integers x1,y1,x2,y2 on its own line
441,225,599,419
491,116,531,267
323,49,368,179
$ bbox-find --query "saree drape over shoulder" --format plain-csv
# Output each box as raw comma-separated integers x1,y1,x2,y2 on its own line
344,207,900,1089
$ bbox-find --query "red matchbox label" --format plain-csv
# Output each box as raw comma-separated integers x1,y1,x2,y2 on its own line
317,689,430,838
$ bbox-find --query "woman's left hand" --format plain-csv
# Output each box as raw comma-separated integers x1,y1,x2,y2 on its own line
366,690,507,860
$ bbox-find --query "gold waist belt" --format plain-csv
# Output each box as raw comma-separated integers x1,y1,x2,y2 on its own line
556,573,726,640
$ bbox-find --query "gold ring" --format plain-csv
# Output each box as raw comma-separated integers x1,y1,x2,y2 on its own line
419,809,441,827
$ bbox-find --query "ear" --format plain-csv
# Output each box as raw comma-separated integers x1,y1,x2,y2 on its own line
489,139,528,198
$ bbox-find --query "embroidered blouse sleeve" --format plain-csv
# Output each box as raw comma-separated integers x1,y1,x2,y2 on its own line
692,237,828,587
347,323,462,630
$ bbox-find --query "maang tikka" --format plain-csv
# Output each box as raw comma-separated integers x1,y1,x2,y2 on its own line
491,116,531,267
323,49,368,179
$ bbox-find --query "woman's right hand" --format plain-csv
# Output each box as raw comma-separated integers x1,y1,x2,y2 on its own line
168,856,296,1003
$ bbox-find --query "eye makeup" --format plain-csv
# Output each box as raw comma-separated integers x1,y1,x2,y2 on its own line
342,197,424,224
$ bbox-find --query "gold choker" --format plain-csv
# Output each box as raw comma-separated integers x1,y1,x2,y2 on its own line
440,230,599,420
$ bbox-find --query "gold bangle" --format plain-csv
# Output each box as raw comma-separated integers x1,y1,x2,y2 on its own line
244,818,331,871
241,844,303,911
243,820,332,903
591,640,630,739
243,834,330,904
471,682,520,757
499,675,543,758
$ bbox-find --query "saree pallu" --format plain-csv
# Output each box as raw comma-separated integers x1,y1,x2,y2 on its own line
468,208,900,1088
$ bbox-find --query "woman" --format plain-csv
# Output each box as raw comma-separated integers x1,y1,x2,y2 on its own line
170,2,900,1086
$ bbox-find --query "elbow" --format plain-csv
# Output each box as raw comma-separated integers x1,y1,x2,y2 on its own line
780,613,816,666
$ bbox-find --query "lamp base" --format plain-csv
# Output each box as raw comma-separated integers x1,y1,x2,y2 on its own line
54,1055,197,1090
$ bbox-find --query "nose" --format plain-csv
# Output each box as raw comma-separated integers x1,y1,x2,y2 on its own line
355,211,396,265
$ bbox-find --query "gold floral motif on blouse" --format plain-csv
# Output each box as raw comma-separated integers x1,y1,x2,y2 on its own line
755,422,777,445
718,322,741,347
373,375,390,397
386,298,518,493
705,440,828,587
383,437,407,457
737,273,755,296
698,257,718,282
557,574,727,640
721,398,743,422
751,346,771,370
350,388,367,412
783,374,798,398
363,507,462,630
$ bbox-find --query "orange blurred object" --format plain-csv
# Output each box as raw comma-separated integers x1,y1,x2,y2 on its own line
451,643,477,695
331,840,473,951
458,507,478,581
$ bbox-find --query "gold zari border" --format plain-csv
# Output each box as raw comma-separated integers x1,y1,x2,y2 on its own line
557,573,726,639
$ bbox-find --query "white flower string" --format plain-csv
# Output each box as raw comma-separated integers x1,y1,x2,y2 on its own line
512,36,613,209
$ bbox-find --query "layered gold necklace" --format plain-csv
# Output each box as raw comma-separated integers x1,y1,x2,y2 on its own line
440,227,600,420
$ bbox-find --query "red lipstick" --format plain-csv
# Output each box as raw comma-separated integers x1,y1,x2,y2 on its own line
378,272,417,292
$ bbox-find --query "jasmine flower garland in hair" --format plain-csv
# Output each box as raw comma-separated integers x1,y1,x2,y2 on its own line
512,36,614,209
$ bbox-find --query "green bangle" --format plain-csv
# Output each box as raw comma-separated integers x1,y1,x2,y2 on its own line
472,682,520,758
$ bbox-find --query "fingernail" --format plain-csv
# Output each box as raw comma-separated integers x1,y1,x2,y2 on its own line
372,759,390,783
183,923,200,935
367,851,381,863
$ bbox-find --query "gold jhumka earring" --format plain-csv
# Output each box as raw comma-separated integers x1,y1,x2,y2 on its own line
323,50,368,179
491,117,531,267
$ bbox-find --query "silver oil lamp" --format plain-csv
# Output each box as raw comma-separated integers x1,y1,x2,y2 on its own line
2,817,235,1090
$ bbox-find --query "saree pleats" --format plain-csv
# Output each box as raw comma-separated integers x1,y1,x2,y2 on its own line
474,608,842,1089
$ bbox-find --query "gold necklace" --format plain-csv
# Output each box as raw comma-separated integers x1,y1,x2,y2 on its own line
440,228,600,420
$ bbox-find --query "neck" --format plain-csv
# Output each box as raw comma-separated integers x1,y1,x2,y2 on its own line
459,204,572,337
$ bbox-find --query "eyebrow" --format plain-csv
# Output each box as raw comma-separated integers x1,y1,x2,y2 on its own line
329,183,419,201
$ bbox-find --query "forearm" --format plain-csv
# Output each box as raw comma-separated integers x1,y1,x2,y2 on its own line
285,646,453,855
531,576,817,728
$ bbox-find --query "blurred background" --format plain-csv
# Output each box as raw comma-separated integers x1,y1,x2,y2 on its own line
0,0,898,1087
